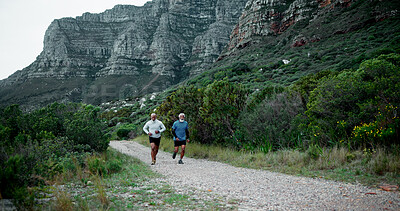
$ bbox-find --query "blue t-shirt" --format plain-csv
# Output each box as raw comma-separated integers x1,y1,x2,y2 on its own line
172,120,189,141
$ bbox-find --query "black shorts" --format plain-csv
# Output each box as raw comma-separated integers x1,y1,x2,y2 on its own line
149,137,161,146
174,140,186,147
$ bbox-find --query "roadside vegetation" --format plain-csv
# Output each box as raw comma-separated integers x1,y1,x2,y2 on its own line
152,53,399,187
155,54,399,150
103,53,400,195
39,149,230,210
0,103,230,209
1,53,399,209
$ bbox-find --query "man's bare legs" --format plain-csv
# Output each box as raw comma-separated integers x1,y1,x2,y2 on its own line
151,142,159,164
173,145,186,164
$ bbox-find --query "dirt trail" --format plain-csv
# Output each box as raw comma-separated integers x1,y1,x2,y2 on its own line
110,141,400,210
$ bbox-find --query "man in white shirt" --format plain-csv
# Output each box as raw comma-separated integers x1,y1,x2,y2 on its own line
143,113,166,165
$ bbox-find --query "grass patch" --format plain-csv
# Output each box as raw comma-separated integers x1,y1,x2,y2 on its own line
37,148,232,210
134,135,400,187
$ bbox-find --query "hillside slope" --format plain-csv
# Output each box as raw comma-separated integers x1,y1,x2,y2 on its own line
98,0,400,138
199,0,400,88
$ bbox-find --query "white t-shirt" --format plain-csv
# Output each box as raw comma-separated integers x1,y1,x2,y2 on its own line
143,119,166,138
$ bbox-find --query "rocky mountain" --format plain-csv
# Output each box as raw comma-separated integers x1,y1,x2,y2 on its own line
224,0,395,53
0,0,247,109
1,0,399,110
208,0,399,86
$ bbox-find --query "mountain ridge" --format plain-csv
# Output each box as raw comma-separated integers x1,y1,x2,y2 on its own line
0,0,248,109
1,0,400,110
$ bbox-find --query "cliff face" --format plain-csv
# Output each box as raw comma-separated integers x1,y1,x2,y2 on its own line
224,0,400,54
0,0,247,108
226,0,358,52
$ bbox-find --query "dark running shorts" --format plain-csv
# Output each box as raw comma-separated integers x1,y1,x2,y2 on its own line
149,137,161,146
174,140,186,147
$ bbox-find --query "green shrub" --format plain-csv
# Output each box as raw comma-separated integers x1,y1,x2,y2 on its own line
65,105,109,152
0,154,28,198
200,80,248,144
238,91,305,151
11,186,35,210
61,156,77,173
116,128,131,140
0,104,23,141
231,62,251,75
87,156,107,176
157,85,206,141
23,102,79,140
158,80,248,145
0,102,111,201
304,54,400,147
106,159,122,174
116,124,137,140
307,144,324,160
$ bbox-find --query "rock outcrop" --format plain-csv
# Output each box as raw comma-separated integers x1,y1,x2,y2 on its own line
226,0,339,52
224,0,399,54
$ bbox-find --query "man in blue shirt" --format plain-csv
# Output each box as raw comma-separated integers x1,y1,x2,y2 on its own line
172,113,190,164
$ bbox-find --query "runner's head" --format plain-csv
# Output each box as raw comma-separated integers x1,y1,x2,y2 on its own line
179,113,185,122
151,113,157,121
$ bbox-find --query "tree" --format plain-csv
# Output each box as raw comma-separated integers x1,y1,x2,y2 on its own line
200,80,248,144
65,104,109,152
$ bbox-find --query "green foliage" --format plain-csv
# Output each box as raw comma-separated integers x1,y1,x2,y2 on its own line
292,70,337,105
65,105,109,152
116,128,131,140
0,125,12,145
307,144,324,160
86,153,123,177
246,86,285,111
200,80,248,144
0,154,28,198
231,62,251,75
87,156,107,176
158,80,248,145
238,91,306,151
0,102,111,204
106,158,123,174
303,54,400,147
116,124,137,140
159,54,399,151
157,84,206,141
0,104,23,143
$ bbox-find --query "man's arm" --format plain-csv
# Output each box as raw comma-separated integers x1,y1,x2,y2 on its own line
172,128,177,138
185,128,190,140
143,122,149,134
159,121,166,133
143,122,151,135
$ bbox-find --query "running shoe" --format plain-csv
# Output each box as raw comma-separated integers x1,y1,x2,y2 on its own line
178,159,184,164
151,160,156,165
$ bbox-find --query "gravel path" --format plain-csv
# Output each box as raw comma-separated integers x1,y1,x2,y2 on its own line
109,141,400,210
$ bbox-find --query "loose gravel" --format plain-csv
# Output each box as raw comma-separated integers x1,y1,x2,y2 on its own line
110,141,400,210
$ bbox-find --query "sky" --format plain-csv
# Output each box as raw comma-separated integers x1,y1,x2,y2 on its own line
0,0,150,80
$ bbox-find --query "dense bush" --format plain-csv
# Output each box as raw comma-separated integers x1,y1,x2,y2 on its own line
301,54,400,148
0,103,109,201
65,105,109,152
157,54,399,152
238,91,305,152
116,124,138,140
158,80,248,145
200,80,248,144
